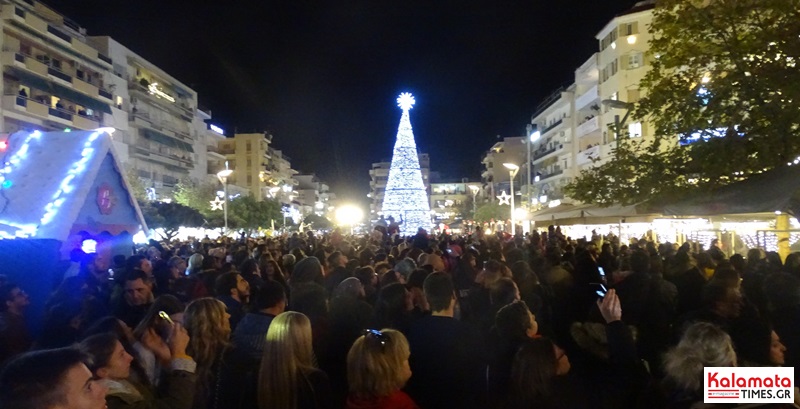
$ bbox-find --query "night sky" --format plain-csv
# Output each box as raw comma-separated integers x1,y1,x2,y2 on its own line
46,0,640,204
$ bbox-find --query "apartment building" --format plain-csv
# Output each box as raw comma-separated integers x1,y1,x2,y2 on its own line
264,147,299,204
430,179,481,223
480,136,527,202
295,174,333,217
525,1,655,209
596,0,655,145
87,36,207,199
0,0,116,135
217,132,275,201
369,153,430,216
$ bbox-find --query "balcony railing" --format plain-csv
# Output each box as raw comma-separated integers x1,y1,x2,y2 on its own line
47,24,71,43
576,116,600,138
534,146,557,160
577,145,601,166
575,84,599,110
540,168,564,180
541,118,563,135
48,66,71,83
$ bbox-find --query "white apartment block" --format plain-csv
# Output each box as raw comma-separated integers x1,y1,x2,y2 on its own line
430,180,481,223
88,36,203,199
295,174,333,217
369,153,430,216
596,1,654,145
525,1,655,208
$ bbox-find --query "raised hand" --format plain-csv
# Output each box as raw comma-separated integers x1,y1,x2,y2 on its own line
597,288,622,324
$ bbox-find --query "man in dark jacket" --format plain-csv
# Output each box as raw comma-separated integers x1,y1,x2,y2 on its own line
231,280,286,359
406,272,485,409
215,272,250,331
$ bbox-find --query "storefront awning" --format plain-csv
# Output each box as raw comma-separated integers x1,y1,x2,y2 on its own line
141,128,194,152
11,67,111,114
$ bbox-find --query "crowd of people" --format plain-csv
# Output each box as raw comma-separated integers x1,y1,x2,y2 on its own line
0,225,799,409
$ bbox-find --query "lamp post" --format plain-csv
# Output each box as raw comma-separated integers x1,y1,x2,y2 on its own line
601,99,634,149
216,163,233,233
526,124,540,209
469,184,480,219
503,163,520,235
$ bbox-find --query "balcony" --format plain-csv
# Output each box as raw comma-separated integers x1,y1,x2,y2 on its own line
541,118,564,135
575,84,599,110
533,141,570,162
577,145,601,166
540,168,564,181
576,116,600,138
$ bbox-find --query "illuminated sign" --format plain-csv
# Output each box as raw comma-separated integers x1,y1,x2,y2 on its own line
147,83,175,102
210,124,224,135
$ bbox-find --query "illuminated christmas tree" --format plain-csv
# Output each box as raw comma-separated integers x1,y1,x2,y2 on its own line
381,92,431,235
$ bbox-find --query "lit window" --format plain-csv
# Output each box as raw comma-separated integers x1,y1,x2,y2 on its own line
629,122,642,138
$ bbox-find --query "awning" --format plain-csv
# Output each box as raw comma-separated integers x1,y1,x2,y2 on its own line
141,128,194,152
655,165,800,217
12,68,50,92
50,82,112,114
10,67,111,114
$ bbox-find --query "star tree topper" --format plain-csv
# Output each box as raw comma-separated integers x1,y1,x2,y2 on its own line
397,92,415,111
210,196,225,211
497,191,511,205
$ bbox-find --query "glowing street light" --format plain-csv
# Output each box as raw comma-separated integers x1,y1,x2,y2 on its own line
216,163,233,232
503,163,520,235
336,204,364,234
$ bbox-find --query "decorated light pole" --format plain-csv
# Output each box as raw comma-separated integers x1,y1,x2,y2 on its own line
216,162,233,232
503,163,519,234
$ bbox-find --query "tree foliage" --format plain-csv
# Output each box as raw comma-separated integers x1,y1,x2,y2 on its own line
227,195,282,233
125,168,148,205
568,0,800,206
303,213,333,230
474,202,509,223
142,201,204,241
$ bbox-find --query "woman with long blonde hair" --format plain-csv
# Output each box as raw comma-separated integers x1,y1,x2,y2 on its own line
184,297,231,409
259,311,332,409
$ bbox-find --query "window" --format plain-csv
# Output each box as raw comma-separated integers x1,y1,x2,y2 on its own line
247,175,252,184
628,52,643,69
610,60,618,76
629,122,642,138
246,142,252,152
247,159,252,167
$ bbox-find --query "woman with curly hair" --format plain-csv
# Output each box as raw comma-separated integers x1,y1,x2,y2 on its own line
183,298,231,409
258,311,332,409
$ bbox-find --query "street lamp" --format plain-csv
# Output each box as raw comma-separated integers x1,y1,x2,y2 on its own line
601,99,635,148
503,163,519,235
525,124,539,208
216,163,233,233
469,185,480,221
336,204,364,235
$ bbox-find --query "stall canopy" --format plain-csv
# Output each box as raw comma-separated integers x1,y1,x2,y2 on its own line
0,129,148,241
530,203,653,224
657,165,800,217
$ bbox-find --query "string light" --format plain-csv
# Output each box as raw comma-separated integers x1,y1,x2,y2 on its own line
40,131,101,226
382,93,431,234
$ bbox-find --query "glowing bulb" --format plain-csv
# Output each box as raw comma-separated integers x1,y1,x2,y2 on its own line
611,42,616,50
627,35,636,44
